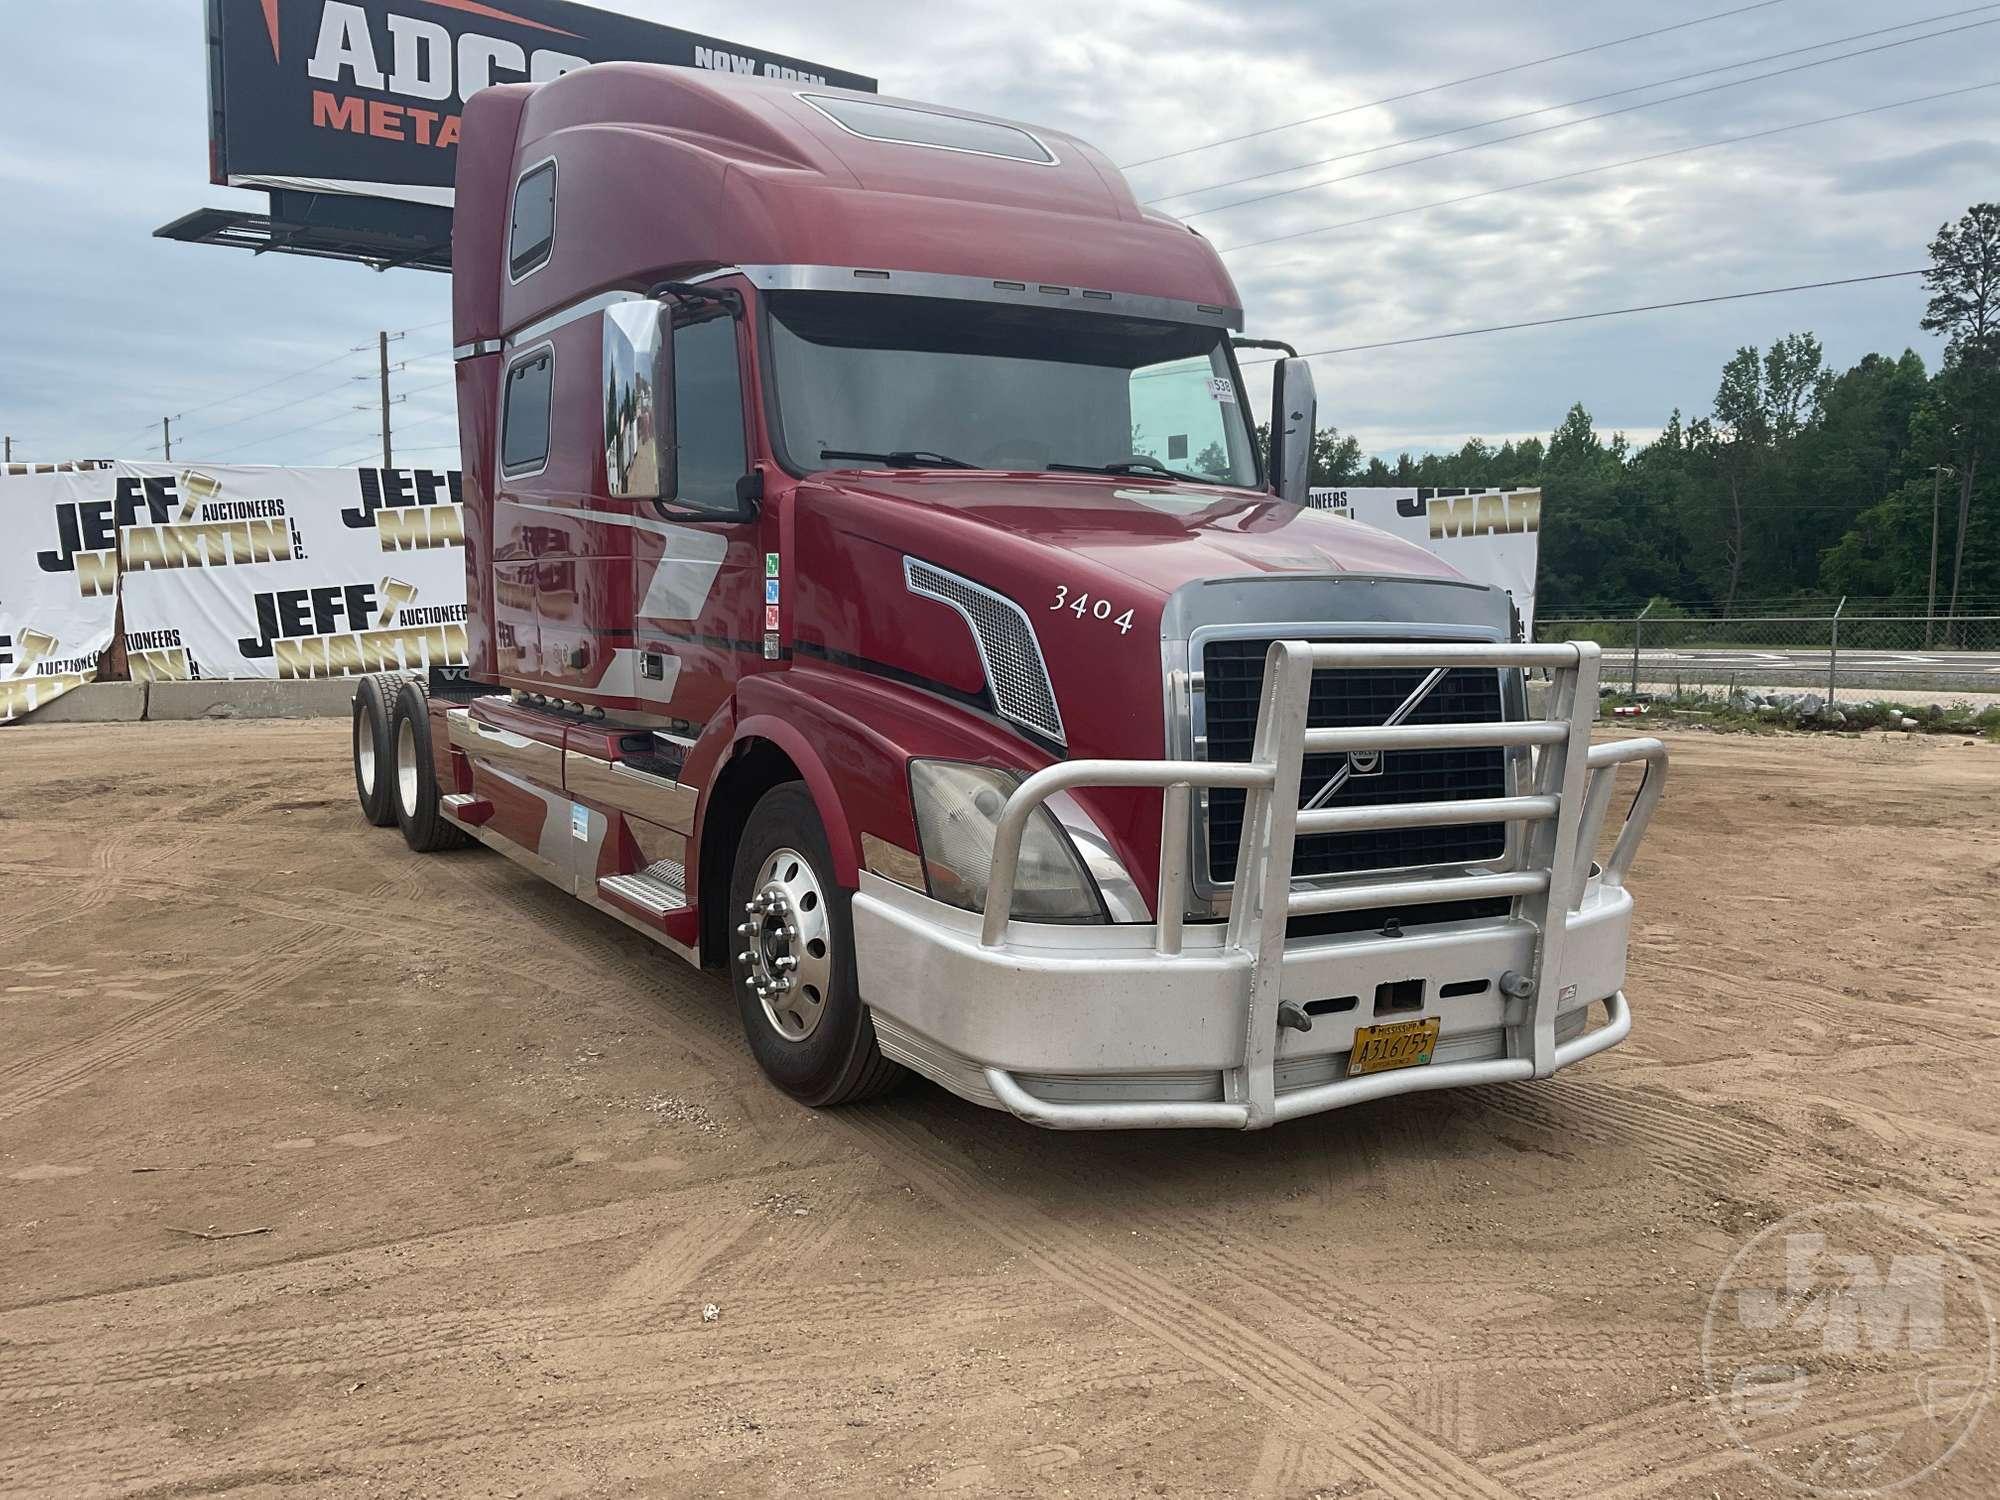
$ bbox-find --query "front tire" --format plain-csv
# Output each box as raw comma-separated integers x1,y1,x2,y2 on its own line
352,675,397,827
728,783,903,1107
390,677,469,853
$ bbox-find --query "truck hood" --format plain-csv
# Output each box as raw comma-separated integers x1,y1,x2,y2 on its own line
802,470,1463,596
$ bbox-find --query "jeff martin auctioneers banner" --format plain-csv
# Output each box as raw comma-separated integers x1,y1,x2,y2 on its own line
1309,487,1542,636
2,463,468,723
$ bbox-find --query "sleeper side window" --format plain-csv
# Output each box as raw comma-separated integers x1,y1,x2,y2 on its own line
501,349,553,475
671,314,748,514
509,161,556,281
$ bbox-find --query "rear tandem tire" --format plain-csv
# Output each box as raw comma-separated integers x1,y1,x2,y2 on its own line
352,675,397,828
389,677,470,854
728,782,904,1108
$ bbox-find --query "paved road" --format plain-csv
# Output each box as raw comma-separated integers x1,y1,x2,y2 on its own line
1625,648,2000,675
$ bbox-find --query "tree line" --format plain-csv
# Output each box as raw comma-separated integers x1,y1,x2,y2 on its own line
1304,203,1999,622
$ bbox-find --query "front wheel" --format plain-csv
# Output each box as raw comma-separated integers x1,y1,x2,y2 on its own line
728,783,903,1107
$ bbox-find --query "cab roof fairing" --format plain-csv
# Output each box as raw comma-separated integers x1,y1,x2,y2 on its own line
458,64,1242,347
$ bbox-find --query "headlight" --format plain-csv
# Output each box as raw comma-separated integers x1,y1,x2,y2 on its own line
909,760,1106,922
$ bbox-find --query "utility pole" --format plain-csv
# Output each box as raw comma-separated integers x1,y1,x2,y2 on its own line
3,436,11,463
379,331,394,468
162,416,173,461
1925,463,1952,648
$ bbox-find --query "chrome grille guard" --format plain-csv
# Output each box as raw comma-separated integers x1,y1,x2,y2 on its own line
977,640,1667,1129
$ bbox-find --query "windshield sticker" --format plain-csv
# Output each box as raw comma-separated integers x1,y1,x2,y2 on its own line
1207,376,1236,403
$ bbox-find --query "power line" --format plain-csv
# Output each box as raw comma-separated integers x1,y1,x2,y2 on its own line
1116,0,1799,171
1218,80,2000,254
170,369,376,449
115,323,441,447
1151,6,2000,213
1233,270,1927,363
207,403,381,462
118,345,369,442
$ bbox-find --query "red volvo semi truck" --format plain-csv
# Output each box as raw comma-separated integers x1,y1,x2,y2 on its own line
349,64,1667,1130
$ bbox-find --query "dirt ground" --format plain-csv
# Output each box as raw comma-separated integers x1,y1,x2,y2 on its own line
2,719,1997,1499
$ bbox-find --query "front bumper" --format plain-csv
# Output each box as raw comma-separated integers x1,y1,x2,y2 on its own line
856,872,1633,1129
859,639,1666,1130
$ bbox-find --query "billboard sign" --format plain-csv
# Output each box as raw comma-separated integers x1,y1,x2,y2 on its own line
1309,487,1543,635
206,0,876,207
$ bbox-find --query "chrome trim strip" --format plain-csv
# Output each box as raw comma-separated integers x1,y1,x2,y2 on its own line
861,833,925,892
740,265,1241,330
447,708,563,784
454,339,502,361
564,750,697,832
507,288,641,351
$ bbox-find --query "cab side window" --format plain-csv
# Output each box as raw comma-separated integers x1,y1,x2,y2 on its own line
672,314,748,514
501,349,552,475
509,161,555,281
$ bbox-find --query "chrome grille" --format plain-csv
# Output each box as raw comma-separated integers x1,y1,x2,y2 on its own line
1201,639,1508,885
905,558,1064,744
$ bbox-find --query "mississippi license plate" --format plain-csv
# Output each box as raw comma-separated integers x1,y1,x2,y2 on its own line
1347,1017,1441,1077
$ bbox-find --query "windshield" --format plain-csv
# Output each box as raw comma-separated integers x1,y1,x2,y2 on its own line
764,291,1261,488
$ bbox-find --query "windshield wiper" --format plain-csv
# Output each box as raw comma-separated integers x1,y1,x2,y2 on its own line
819,448,979,470
1047,459,1205,482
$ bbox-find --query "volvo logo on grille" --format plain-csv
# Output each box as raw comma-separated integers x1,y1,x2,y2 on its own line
1301,668,1449,810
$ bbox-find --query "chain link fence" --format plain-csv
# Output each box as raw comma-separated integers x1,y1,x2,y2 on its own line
1536,608,2000,708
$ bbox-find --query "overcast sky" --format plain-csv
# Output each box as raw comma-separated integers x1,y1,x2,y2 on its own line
1,0,1993,468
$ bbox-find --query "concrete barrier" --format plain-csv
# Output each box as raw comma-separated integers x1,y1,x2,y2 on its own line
16,681,148,724
145,679,358,721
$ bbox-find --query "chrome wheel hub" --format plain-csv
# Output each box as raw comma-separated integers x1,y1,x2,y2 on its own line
357,712,377,795
735,846,832,1042
395,716,420,816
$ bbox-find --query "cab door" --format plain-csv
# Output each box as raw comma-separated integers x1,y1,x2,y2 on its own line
629,302,763,729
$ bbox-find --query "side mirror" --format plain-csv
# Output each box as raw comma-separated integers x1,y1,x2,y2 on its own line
602,300,676,502
1268,356,1317,504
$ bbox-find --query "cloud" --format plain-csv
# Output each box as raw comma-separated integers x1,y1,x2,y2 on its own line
0,0,1984,465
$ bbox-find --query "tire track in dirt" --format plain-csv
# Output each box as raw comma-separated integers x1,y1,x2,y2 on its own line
0,932,337,1124
0,1275,1044,1402
1465,1072,1787,1187
3,828,202,944
0,1280,1091,1499
1486,1371,1938,1499
840,1112,1534,1500
1004,1104,1702,1375
0,868,424,1125
0,1157,850,1328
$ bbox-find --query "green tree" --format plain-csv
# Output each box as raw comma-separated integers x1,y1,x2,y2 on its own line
1922,204,2000,635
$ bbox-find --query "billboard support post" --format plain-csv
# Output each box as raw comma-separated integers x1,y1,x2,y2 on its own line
378,332,393,469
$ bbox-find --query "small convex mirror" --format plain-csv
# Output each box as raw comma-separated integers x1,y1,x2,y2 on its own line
603,301,673,500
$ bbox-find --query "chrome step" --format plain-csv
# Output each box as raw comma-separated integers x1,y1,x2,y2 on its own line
598,859,686,915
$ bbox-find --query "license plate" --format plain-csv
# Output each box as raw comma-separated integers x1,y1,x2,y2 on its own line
1347,1017,1441,1077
